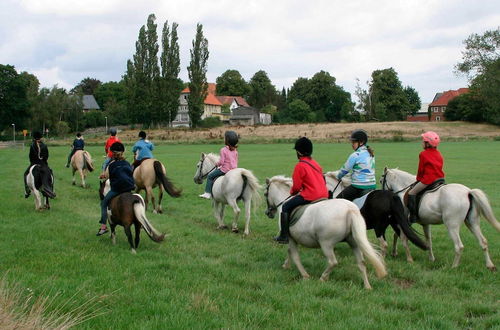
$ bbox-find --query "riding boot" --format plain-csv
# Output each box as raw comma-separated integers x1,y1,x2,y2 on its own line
274,212,289,244
408,195,418,223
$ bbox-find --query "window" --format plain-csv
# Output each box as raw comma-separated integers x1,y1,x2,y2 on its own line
433,107,439,113
442,107,446,112
436,116,441,121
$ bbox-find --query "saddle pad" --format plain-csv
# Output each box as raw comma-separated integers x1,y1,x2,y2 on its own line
289,198,328,227
352,191,373,210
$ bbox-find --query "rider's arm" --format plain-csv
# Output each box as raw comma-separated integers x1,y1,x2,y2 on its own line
337,153,356,180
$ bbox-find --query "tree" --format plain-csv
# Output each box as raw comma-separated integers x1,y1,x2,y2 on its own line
370,68,410,121
187,23,209,128
0,64,30,131
456,28,500,79
71,77,102,95
215,70,249,96
145,14,161,126
284,99,313,123
160,21,183,125
403,86,421,116
247,70,276,109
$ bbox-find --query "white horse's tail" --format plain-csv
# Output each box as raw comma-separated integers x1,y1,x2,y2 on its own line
83,151,94,172
470,189,500,232
132,194,165,242
349,209,387,279
239,169,262,211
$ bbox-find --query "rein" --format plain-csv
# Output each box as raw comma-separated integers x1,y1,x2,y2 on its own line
197,156,217,181
265,182,292,213
381,171,414,194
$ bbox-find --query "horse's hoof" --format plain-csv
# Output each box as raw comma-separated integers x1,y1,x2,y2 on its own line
407,258,414,263
319,276,329,282
231,228,239,233
217,225,228,230
157,210,163,214
487,266,497,272
153,210,158,214
131,249,137,255
72,182,76,185
302,275,311,280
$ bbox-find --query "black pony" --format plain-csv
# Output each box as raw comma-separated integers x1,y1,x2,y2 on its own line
25,164,56,210
325,172,428,259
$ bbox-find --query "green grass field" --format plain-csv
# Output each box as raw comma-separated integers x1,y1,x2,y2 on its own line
1,141,499,329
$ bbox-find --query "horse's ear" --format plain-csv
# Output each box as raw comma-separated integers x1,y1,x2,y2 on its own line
201,152,205,158
266,178,270,184
383,166,388,173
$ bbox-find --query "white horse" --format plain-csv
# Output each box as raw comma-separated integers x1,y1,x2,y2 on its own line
70,150,94,187
265,176,387,289
193,153,261,236
381,167,500,270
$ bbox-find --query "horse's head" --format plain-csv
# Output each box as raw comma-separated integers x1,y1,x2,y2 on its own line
193,153,218,184
264,176,292,219
39,164,56,199
380,167,414,192
324,171,350,198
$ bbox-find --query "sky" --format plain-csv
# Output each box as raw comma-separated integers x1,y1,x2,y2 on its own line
1,0,499,103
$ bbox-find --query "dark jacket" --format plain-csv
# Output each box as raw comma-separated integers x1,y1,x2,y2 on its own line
29,141,49,165
72,138,85,150
108,159,135,193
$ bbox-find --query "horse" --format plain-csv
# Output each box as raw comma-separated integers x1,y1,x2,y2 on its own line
324,171,428,261
133,159,182,213
25,164,56,210
70,150,94,187
193,152,261,236
381,167,500,270
99,180,165,254
264,175,387,289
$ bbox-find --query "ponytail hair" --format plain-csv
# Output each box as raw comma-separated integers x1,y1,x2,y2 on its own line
366,145,374,157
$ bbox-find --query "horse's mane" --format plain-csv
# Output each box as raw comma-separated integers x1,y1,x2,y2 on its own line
324,170,352,185
269,175,293,188
388,168,415,179
205,153,220,163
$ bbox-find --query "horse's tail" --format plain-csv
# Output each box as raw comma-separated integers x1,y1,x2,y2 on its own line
469,189,500,232
132,194,165,242
83,151,94,172
390,194,428,250
153,161,181,197
349,208,387,279
239,169,262,210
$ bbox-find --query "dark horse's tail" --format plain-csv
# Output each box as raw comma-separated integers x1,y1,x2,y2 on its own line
132,194,165,242
391,194,428,251
153,161,182,197
83,151,94,172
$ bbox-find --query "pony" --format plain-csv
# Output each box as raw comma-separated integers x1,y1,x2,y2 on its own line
265,175,387,289
133,159,182,213
25,164,56,210
70,150,94,187
381,167,500,270
324,171,428,261
99,180,165,254
193,152,261,236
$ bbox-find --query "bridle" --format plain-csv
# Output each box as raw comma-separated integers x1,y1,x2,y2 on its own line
195,155,217,182
381,170,414,194
264,181,292,216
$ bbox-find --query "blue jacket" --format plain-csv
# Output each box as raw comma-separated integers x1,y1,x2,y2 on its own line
337,145,376,189
132,139,154,161
72,138,84,150
108,160,135,193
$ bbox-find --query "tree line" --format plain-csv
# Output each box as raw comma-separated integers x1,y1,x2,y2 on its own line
1,20,498,137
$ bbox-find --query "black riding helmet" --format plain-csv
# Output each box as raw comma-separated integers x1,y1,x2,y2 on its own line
138,131,147,139
294,137,313,156
110,141,125,152
109,127,117,136
33,131,43,140
225,130,238,147
350,129,368,144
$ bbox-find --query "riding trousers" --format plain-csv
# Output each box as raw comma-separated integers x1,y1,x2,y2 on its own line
282,194,310,215
408,182,428,196
336,185,373,201
204,168,225,194
100,190,121,225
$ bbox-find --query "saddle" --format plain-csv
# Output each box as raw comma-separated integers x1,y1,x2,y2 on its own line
404,179,446,209
289,198,328,227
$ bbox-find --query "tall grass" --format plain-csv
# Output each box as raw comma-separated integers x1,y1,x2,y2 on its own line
0,141,498,328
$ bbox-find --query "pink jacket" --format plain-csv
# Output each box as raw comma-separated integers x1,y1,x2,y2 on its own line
217,146,238,173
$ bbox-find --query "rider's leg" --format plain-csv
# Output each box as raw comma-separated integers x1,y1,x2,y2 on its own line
66,149,75,167
97,190,120,235
336,185,363,201
275,195,309,244
408,182,427,223
201,169,224,198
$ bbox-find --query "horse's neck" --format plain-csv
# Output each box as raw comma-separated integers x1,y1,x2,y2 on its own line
205,154,219,168
391,170,415,190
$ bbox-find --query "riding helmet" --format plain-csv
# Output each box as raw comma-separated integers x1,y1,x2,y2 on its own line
109,127,117,136
294,137,313,156
350,129,368,144
33,131,43,140
225,130,239,147
421,131,440,147
110,141,125,152
138,131,147,139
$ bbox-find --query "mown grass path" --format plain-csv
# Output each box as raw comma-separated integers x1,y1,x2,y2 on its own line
1,141,499,328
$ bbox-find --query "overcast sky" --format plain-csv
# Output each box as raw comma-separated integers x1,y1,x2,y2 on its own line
1,0,499,103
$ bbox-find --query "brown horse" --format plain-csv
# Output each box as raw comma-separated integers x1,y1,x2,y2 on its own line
99,180,165,253
70,150,94,187
133,159,182,213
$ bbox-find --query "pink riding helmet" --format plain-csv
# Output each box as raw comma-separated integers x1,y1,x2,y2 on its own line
421,131,440,147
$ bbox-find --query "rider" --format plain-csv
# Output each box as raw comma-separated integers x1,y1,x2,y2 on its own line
274,137,328,244
97,142,135,236
65,132,85,168
101,128,121,174
335,129,376,201
131,130,154,170
24,131,49,198
407,131,445,223
199,130,239,199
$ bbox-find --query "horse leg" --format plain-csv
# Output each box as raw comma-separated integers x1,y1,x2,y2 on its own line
124,225,136,254
79,168,85,187
465,216,496,271
319,241,338,282
423,225,435,262
282,256,291,269
45,195,50,210
391,232,399,257
111,224,117,245
347,236,371,289
227,199,241,233
214,202,227,229
398,229,414,263
33,190,42,210
377,236,388,258
157,186,163,214
134,222,141,249
243,198,251,236
443,221,465,268
288,239,310,279
146,186,156,213
72,169,76,185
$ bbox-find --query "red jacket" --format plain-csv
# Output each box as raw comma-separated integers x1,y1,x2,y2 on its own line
105,136,121,158
417,148,445,184
291,157,328,201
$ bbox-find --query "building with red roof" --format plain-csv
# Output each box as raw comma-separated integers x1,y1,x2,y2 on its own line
407,88,469,122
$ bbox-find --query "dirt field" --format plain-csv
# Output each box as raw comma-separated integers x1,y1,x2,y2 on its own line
92,121,500,144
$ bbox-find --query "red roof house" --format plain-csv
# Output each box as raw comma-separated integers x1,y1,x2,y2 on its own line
407,88,469,122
